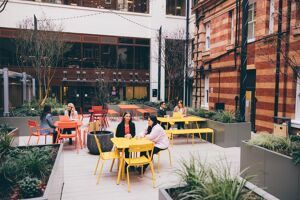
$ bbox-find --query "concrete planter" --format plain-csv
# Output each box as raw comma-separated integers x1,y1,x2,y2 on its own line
240,141,300,200
159,181,279,200
17,143,64,200
205,119,251,147
7,127,19,146
87,131,113,154
0,116,59,137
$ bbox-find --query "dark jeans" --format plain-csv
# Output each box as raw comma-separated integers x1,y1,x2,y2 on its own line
140,146,164,171
63,128,75,144
161,122,171,130
176,122,184,129
52,131,58,144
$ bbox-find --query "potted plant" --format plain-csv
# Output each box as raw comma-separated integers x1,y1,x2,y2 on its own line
159,156,278,200
0,131,64,200
188,108,251,147
86,121,113,155
240,134,300,200
0,124,19,146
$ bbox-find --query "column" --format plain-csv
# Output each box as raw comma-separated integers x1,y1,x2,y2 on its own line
32,78,36,99
22,72,27,103
3,68,9,116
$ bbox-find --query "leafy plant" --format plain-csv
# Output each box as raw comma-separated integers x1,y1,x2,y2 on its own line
211,111,236,123
0,133,14,159
171,156,255,200
18,176,43,198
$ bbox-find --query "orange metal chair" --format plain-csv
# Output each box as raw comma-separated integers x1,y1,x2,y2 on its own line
56,121,82,150
27,120,53,145
93,134,120,184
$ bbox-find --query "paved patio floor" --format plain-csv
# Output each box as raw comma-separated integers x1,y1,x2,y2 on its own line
19,119,241,200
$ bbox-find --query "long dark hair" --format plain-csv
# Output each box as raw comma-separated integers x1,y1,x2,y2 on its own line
40,105,51,120
120,111,132,125
147,115,158,135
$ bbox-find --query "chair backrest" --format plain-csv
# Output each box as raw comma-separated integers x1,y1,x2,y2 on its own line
28,120,39,135
59,115,70,121
28,119,38,127
92,106,102,112
56,121,77,129
172,112,183,119
129,143,154,160
93,134,104,158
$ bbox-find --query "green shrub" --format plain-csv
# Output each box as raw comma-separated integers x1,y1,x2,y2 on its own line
18,176,43,198
171,156,254,200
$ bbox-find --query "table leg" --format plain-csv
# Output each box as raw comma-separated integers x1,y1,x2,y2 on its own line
117,149,124,185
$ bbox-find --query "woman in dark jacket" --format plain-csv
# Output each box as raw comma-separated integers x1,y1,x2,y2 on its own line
116,112,136,171
116,112,136,138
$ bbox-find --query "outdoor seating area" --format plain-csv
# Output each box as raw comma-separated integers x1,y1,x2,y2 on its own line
14,117,241,200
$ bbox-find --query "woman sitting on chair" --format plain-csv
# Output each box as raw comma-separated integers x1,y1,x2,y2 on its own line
137,115,169,173
173,100,187,129
116,112,136,171
63,103,78,145
40,105,57,144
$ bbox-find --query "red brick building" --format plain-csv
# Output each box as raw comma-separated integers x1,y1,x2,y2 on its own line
192,0,300,132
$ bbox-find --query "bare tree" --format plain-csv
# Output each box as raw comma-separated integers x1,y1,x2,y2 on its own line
156,28,194,102
15,16,70,106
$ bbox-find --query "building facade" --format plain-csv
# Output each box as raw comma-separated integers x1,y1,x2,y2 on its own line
0,0,194,112
193,0,300,132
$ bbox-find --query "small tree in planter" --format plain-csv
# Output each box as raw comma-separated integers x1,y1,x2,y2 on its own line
160,156,273,200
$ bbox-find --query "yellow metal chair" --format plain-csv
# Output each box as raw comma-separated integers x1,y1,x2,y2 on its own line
157,132,172,173
124,143,155,192
93,134,120,184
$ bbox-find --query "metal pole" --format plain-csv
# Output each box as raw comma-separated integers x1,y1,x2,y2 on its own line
158,26,162,101
239,0,249,122
283,0,291,116
184,0,190,106
3,68,9,116
274,0,283,122
32,78,36,98
22,72,27,103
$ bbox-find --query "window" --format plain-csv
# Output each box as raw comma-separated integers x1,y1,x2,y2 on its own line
101,44,117,68
248,1,256,42
82,43,99,68
105,0,111,4
229,10,234,44
166,0,186,16
202,75,209,109
63,43,81,68
135,46,150,70
297,1,300,26
205,22,211,50
117,45,134,69
269,0,275,34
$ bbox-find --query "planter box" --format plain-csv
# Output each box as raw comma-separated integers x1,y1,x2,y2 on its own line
0,116,59,137
240,141,300,200
7,127,19,146
159,181,279,200
19,143,64,200
205,119,251,147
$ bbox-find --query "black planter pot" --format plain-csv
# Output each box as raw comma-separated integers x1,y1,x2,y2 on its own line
87,131,114,155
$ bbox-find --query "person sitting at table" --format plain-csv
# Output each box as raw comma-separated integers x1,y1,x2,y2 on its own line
157,101,170,130
136,115,169,173
63,103,78,145
116,112,136,171
40,105,57,144
173,100,187,130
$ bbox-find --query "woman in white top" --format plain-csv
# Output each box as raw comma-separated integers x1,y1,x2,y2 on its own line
63,103,78,145
173,100,187,129
137,115,169,172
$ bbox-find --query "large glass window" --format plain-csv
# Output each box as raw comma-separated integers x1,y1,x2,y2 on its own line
0,38,17,67
205,22,211,50
166,0,186,16
269,0,275,34
128,0,149,13
82,43,100,68
63,42,81,68
135,46,150,70
101,44,117,68
248,1,256,42
117,45,134,69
